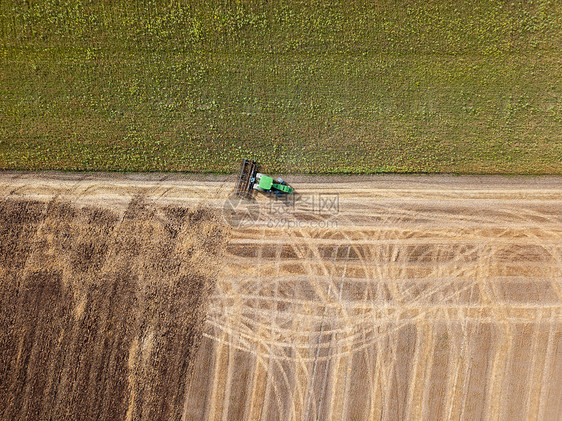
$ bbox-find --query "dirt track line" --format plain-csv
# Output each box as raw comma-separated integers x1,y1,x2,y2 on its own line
536,310,558,421
228,238,562,246
206,329,227,421
208,293,561,312
208,288,561,318
335,206,562,228
525,317,543,420
214,275,562,285
220,309,242,421
244,342,265,420
225,253,558,266
303,246,335,421
405,321,430,420
229,226,561,242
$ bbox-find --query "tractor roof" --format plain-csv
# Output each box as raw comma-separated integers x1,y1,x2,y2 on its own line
258,174,273,190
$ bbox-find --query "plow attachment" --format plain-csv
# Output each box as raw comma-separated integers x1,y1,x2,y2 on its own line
234,159,258,199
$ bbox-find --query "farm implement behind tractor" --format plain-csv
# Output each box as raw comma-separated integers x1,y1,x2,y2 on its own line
234,159,293,199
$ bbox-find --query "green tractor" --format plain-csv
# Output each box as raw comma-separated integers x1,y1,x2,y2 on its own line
234,159,293,199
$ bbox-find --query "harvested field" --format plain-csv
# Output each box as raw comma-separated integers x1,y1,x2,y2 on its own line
0,194,228,421
0,172,561,420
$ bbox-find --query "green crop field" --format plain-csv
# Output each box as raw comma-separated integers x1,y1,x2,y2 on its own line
1,0,561,173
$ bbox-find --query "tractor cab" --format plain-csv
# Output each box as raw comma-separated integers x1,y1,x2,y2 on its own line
255,173,292,194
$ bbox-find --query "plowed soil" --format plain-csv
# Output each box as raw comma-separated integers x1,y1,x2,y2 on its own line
0,192,228,421
0,172,560,421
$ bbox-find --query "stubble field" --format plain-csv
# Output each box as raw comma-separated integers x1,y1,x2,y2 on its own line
0,172,560,420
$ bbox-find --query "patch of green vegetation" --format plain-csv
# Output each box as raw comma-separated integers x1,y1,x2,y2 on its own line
1,0,561,173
